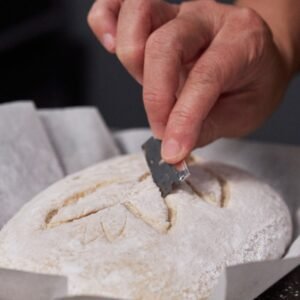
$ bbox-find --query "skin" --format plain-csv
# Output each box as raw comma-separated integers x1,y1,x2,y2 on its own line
88,0,300,164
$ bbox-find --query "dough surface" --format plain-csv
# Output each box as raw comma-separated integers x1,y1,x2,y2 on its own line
0,154,292,299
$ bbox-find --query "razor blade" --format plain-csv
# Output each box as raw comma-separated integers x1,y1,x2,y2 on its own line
142,137,190,197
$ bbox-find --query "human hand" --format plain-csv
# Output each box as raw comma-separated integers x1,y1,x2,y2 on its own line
88,0,291,164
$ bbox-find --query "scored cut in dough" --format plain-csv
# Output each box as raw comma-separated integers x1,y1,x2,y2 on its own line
0,153,292,300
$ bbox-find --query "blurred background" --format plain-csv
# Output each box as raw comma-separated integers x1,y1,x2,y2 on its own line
0,0,299,144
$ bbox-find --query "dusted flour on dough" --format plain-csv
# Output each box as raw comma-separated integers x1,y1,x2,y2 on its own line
0,154,292,299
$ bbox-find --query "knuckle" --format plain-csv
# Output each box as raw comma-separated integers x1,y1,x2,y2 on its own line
240,8,271,40
87,8,100,28
230,7,266,32
170,107,197,129
146,28,181,60
246,35,267,65
239,7,261,25
143,92,164,117
146,33,163,55
143,91,163,108
229,8,272,64
192,60,223,90
246,24,271,64
143,91,174,118
87,11,94,28
134,0,151,13
180,0,213,12
87,2,106,28
116,44,144,66
179,1,195,14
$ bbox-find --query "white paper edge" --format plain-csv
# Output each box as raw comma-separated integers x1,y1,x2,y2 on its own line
209,256,300,300
0,255,298,300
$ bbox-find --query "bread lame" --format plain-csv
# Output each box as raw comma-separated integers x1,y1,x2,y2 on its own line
142,137,190,197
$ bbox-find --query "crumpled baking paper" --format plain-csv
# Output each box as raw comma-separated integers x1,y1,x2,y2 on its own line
0,101,299,300
0,102,63,228
39,107,120,174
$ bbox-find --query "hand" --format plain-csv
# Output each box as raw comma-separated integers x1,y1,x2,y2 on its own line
88,0,291,164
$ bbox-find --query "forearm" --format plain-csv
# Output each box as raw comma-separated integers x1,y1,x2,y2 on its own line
236,0,300,76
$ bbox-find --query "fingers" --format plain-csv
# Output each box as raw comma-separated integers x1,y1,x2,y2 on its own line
162,34,246,163
143,15,211,139
116,0,178,83
88,0,122,52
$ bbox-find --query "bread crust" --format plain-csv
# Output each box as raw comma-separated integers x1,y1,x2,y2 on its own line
0,153,292,299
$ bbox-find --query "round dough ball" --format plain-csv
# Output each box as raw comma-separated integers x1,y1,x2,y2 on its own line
0,154,292,299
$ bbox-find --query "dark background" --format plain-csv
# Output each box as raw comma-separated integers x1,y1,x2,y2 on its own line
0,0,299,144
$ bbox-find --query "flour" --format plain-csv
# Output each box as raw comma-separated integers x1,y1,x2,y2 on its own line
0,153,292,299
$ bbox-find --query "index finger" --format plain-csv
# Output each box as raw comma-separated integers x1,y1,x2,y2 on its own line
162,37,247,163
143,16,211,139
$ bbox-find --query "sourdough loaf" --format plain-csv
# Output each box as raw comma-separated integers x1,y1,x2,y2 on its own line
0,154,292,299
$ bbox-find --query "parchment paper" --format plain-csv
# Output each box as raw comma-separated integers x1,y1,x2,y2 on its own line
0,268,67,300
40,107,120,174
0,102,63,228
0,102,299,300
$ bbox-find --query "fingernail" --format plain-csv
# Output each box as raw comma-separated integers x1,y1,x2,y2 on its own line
102,33,115,51
151,122,165,140
162,138,182,161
